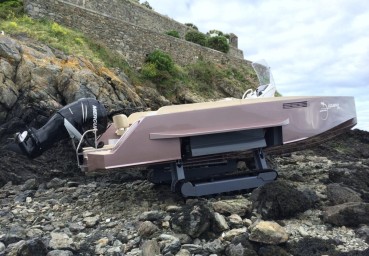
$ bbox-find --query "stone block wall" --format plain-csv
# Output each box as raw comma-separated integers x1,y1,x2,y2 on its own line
24,0,248,69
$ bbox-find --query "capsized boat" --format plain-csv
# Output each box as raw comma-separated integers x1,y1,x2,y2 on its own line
9,61,357,196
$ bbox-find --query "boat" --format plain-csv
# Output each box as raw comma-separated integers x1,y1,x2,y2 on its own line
8,61,357,196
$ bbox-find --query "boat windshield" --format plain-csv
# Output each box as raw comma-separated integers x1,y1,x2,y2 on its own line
252,60,275,87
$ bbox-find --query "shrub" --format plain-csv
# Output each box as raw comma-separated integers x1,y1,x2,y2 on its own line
185,31,207,46
141,62,158,79
141,50,176,82
206,36,230,53
165,30,180,38
0,0,23,20
146,50,174,72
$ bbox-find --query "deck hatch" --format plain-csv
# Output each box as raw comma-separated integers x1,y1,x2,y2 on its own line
283,101,308,109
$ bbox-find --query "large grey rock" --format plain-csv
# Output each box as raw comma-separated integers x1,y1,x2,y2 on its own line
203,239,225,254
329,168,369,195
213,212,229,232
21,178,39,191
158,234,181,255
139,210,165,221
326,183,362,205
171,203,211,238
251,181,312,219
83,215,100,228
222,227,247,241
249,221,289,245
212,198,252,217
138,221,159,237
0,36,21,64
323,202,369,227
46,178,66,189
48,232,76,251
141,239,160,256
1,225,27,245
5,238,48,256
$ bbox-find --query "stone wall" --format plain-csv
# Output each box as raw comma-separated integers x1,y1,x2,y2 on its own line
24,0,248,68
56,0,189,38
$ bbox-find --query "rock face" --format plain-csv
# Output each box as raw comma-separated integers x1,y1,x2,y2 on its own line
0,35,161,187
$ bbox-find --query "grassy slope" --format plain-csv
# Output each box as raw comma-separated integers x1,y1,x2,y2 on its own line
0,0,258,102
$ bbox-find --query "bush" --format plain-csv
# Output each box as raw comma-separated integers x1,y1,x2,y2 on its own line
165,30,180,38
141,50,176,82
146,50,174,72
166,30,179,38
0,0,23,20
206,36,230,53
141,62,158,79
185,31,207,46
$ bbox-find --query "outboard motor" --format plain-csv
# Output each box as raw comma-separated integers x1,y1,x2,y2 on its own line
9,98,108,158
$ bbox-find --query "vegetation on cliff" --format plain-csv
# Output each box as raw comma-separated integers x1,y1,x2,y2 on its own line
0,0,258,103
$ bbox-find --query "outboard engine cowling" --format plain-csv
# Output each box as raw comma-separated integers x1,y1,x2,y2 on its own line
9,98,108,158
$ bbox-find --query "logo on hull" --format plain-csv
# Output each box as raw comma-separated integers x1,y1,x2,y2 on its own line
92,105,98,130
320,102,340,120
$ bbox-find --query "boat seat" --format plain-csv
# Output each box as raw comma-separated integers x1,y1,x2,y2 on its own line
128,111,156,125
113,114,129,136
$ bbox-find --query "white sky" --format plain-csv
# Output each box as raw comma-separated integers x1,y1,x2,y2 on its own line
148,0,369,131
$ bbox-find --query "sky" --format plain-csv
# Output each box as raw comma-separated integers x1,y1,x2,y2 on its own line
147,0,369,131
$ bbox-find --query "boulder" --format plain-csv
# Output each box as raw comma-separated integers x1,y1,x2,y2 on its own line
329,168,369,196
326,183,362,205
323,202,369,227
249,221,289,245
251,181,312,219
171,203,211,238
211,198,252,217
5,239,48,256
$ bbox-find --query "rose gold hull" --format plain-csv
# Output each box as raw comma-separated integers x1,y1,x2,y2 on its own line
82,96,356,173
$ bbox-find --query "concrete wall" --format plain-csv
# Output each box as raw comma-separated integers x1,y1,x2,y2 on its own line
24,0,248,69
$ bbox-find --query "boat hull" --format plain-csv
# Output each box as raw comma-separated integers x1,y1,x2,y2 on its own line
83,96,356,172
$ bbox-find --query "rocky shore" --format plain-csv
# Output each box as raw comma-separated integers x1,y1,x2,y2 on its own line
0,130,368,256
